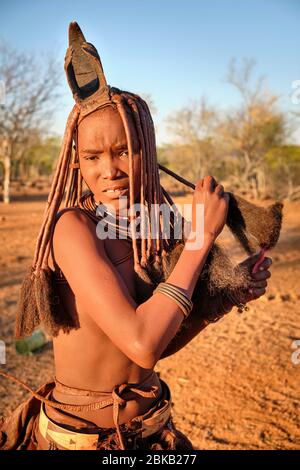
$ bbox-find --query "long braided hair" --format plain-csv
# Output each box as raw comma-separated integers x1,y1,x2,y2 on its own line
15,87,185,338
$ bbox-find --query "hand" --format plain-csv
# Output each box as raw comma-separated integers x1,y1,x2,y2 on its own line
191,175,229,242
236,252,272,304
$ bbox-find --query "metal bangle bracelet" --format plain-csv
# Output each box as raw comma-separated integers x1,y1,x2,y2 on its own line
155,283,193,312
153,283,192,319
155,282,193,311
154,285,192,317
154,288,191,319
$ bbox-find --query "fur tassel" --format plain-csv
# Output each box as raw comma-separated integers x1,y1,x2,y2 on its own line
15,266,40,338
15,266,80,339
34,267,79,337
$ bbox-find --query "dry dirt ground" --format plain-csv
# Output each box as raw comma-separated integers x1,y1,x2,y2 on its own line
0,192,299,450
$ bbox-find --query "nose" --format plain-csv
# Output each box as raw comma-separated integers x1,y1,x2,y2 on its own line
100,154,119,179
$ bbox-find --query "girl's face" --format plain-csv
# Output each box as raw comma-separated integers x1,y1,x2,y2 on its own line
78,106,141,214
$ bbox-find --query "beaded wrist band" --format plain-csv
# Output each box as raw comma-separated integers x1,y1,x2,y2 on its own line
153,282,193,319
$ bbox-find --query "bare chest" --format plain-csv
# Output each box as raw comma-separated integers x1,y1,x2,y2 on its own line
103,238,137,299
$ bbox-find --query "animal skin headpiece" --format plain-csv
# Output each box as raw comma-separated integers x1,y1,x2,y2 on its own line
64,22,115,123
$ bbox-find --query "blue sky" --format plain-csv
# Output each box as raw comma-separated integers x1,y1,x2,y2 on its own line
1,0,299,144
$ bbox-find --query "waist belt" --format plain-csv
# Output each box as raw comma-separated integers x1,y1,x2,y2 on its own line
38,376,172,450
0,370,172,450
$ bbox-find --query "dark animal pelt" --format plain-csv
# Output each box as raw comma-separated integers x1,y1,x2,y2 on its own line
135,194,284,321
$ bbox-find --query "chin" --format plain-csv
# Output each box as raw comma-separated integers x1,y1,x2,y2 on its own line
99,195,129,215
96,191,140,214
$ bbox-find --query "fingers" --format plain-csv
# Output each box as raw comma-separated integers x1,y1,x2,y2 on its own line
242,254,272,271
222,192,230,204
195,179,204,190
215,184,224,196
195,176,226,194
202,175,218,191
245,256,272,301
248,265,271,299
248,287,266,299
251,268,271,281
257,257,272,271
247,252,266,268
250,279,268,289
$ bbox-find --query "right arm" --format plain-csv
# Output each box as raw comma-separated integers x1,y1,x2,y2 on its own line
53,176,228,369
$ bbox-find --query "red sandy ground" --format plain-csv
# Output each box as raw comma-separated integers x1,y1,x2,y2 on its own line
0,193,299,449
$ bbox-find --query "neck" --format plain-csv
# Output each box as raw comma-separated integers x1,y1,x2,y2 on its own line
92,195,134,221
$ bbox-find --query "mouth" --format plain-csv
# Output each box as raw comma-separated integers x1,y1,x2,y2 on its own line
103,187,129,198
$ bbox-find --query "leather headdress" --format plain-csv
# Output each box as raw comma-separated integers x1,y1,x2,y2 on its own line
64,22,115,122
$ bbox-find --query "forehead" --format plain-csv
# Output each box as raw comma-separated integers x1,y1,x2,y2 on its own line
78,106,137,147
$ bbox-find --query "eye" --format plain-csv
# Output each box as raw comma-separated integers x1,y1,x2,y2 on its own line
85,156,97,161
119,149,129,158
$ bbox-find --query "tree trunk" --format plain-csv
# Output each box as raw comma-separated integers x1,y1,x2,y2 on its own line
286,172,294,202
254,167,266,200
3,150,11,203
1,140,11,204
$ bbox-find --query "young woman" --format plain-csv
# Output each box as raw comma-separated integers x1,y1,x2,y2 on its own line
0,22,272,450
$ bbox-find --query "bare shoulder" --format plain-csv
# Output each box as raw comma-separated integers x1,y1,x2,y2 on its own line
54,207,95,232
52,207,105,264
54,208,99,241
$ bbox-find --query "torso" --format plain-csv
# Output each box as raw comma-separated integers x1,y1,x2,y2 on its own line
48,209,162,428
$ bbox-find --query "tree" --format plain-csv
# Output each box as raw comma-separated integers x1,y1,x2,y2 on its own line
22,136,61,179
220,58,287,198
0,41,61,202
266,145,300,200
140,93,157,116
166,96,219,180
